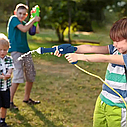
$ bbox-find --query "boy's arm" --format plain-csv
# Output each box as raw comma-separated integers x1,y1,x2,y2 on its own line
65,53,125,65
36,24,40,34
17,16,40,32
75,45,109,54
54,45,109,57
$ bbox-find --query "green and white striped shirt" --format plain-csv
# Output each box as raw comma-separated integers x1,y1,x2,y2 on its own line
100,45,127,108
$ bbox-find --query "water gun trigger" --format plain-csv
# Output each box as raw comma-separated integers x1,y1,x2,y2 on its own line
55,44,78,64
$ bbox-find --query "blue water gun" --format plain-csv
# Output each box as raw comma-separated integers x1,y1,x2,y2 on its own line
29,5,40,35
36,44,78,64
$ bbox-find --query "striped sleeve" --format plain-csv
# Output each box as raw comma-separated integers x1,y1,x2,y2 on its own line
108,44,114,54
123,54,127,68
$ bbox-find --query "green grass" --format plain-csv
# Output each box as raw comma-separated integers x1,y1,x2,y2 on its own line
0,23,109,127
7,58,107,127
0,23,7,35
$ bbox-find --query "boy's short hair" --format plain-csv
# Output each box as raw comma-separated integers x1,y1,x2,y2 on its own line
110,17,127,42
0,33,10,49
14,3,28,12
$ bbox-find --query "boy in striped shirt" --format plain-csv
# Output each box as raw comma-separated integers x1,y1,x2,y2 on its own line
55,18,127,127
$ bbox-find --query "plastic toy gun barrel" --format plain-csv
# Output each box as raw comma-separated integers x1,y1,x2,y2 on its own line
36,44,78,64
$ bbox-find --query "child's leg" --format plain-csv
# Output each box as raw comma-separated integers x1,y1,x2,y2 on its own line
0,107,7,120
0,89,10,119
24,82,33,101
93,96,124,127
106,106,126,127
93,96,108,127
23,54,35,101
0,108,8,127
10,83,19,103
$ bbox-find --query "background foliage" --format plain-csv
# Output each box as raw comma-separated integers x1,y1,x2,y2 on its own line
1,0,127,42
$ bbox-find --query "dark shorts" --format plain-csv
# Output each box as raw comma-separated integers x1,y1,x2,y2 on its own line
0,89,10,108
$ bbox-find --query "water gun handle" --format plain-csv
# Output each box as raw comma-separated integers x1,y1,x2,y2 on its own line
71,61,78,64
30,5,40,26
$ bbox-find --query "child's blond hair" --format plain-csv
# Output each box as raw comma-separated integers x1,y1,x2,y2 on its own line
0,33,9,49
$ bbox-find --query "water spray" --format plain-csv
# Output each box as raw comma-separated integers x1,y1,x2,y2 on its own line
17,44,78,64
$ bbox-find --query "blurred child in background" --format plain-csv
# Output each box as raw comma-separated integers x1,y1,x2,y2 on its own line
7,3,41,110
0,33,14,127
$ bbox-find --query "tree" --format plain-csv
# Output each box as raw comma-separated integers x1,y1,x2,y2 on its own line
68,0,72,43
0,0,26,22
41,0,77,42
41,0,120,42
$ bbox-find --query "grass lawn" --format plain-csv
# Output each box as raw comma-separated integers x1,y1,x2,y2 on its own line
0,23,110,127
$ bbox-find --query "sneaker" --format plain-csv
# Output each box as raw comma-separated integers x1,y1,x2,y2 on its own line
0,122,9,127
10,102,19,110
23,98,40,105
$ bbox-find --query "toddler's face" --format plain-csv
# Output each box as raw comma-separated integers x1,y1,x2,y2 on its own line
16,9,28,22
0,47,8,59
113,39,127,54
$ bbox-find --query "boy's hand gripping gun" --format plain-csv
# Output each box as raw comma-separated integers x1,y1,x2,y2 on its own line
29,5,40,35
36,44,78,64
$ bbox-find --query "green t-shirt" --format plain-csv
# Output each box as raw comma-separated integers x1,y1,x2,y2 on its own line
7,15,30,53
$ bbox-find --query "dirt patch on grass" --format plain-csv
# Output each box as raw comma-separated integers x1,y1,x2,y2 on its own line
34,58,76,75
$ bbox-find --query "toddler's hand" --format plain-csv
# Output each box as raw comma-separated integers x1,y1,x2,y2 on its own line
2,73,11,80
5,74,11,80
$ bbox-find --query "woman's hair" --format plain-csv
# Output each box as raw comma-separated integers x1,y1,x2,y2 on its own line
110,17,127,42
0,33,9,49
14,3,28,12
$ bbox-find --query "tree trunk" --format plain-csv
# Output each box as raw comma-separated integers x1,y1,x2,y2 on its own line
26,0,30,21
68,0,71,44
56,27,61,42
61,30,65,42
56,27,65,43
